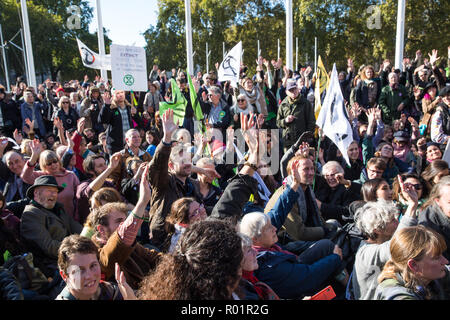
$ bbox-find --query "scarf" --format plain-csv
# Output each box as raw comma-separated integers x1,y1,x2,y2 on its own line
241,86,267,114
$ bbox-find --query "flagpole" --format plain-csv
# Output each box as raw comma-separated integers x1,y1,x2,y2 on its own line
285,0,293,70
314,37,317,73
19,29,29,83
0,24,10,91
295,37,298,72
96,0,108,81
185,0,194,75
312,133,321,191
277,38,280,61
394,0,406,70
206,42,209,74
20,0,36,87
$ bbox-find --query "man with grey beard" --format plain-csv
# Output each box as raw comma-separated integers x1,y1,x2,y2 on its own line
20,175,82,278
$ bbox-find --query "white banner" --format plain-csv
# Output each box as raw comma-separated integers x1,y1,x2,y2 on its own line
218,41,242,87
76,38,111,70
316,63,354,166
111,44,148,92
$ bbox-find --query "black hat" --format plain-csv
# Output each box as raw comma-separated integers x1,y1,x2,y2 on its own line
425,82,438,92
426,141,441,150
393,130,410,142
26,175,64,199
439,86,450,97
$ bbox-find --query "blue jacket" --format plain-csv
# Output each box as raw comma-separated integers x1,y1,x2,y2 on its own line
254,184,342,299
20,101,46,136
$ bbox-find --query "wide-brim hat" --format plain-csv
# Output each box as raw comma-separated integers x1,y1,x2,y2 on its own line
439,86,450,97
26,175,64,199
424,81,438,92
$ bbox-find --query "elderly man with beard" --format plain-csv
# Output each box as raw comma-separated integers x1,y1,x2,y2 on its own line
20,175,82,278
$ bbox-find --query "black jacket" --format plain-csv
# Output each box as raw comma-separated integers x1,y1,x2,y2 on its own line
98,103,143,154
0,267,23,300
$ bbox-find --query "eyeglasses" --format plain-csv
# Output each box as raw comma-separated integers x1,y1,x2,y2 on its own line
46,159,59,166
404,183,423,190
189,203,204,219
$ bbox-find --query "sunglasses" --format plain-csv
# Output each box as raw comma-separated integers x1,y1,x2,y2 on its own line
237,99,246,102
46,159,59,166
404,183,422,190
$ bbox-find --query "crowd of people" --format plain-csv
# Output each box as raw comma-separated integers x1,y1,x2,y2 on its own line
1,45,450,301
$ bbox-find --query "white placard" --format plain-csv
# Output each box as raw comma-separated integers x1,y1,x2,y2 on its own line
111,44,148,92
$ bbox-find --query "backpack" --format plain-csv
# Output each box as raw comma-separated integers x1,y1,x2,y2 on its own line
3,253,50,293
330,222,364,273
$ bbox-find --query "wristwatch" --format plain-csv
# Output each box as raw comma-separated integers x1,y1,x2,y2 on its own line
243,162,258,171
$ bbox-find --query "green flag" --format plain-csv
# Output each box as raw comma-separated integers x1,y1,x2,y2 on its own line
158,79,187,126
187,72,203,121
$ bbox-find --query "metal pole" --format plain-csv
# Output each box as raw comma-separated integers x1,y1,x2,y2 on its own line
394,0,406,70
257,40,260,59
223,42,225,60
19,29,29,84
185,0,194,75
295,37,298,71
314,37,317,72
277,38,280,61
206,42,209,74
0,24,10,91
96,0,108,81
20,0,36,87
286,0,293,70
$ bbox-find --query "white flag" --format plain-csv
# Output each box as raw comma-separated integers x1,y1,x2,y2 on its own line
76,38,111,70
316,63,353,166
218,41,242,87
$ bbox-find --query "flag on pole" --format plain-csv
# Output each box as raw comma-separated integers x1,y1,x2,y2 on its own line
158,79,187,126
316,63,353,166
218,41,242,88
314,55,329,119
187,72,203,121
76,38,111,70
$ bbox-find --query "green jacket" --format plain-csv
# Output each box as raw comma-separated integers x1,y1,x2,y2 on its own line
378,84,410,125
276,95,315,149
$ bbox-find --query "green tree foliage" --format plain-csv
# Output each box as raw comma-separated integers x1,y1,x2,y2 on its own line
144,0,449,74
0,0,110,85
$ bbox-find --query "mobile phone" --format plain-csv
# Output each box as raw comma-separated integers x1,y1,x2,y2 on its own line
310,285,336,300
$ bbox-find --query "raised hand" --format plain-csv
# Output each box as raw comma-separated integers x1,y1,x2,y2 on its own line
241,113,259,165
13,129,23,145
162,109,177,143
115,263,136,300
108,152,122,170
256,113,265,129
65,130,74,149
138,163,152,205
77,117,86,134
428,49,440,67
398,175,418,206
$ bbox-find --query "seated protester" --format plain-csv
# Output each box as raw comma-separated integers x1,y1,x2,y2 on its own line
0,150,30,204
0,191,20,239
21,142,80,222
90,165,162,290
144,130,160,157
415,141,442,176
343,141,364,181
56,235,123,300
108,128,152,189
419,176,450,261
121,157,145,205
191,157,223,213
76,154,121,225
392,174,428,220
375,225,450,300
351,181,418,300
265,155,338,244
57,144,88,182
162,197,207,253
314,161,362,225
373,143,404,184
20,175,82,278
392,131,417,171
239,233,279,300
421,159,449,191
137,220,243,300
199,85,231,140
430,86,450,144
361,178,394,203
88,132,108,156
229,93,254,130
354,157,387,186
148,109,215,248
52,96,79,134
240,193,345,300
80,187,125,239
